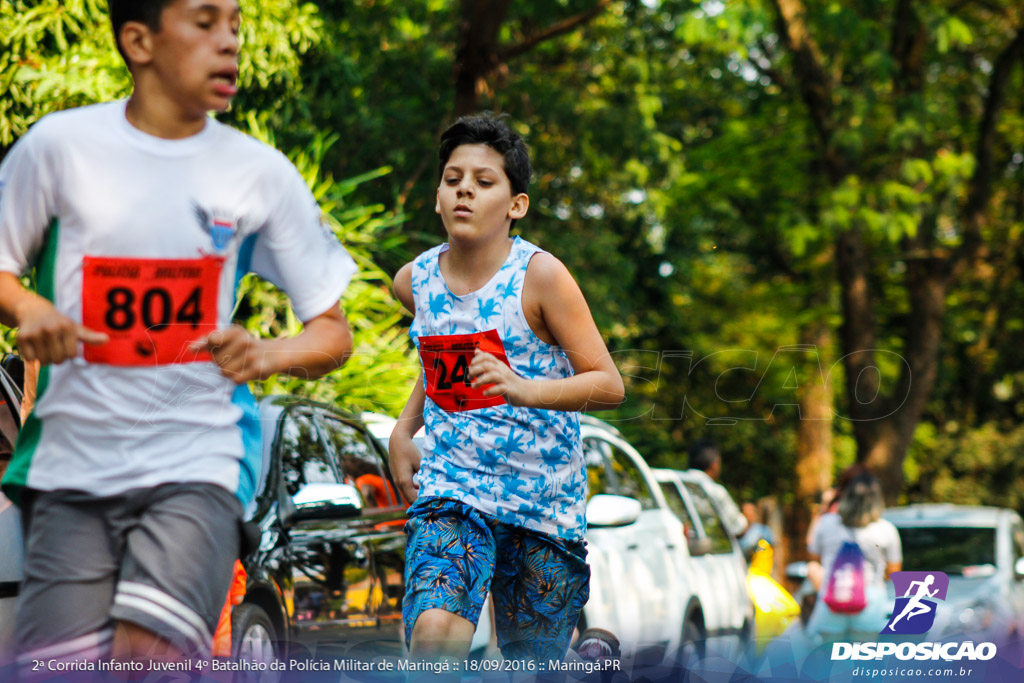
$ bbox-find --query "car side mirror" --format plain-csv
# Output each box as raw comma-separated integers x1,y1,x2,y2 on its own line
785,561,810,582
1015,557,1024,580
688,537,712,557
291,482,363,521
587,494,642,527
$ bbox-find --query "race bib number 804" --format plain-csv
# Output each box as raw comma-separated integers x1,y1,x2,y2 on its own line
418,329,511,412
81,255,222,366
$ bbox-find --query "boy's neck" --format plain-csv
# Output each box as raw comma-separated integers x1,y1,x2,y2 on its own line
442,235,515,295
124,88,210,140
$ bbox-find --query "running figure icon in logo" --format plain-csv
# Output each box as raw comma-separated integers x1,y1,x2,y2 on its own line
883,571,949,635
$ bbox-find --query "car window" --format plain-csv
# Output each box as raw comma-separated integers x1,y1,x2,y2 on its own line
607,443,656,510
277,411,338,496
659,481,699,540
583,438,615,499
319,415,399,508
683,481,733,553
897,526,997,575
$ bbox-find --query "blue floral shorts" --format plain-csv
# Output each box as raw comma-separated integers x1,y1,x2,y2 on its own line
403,497,590,661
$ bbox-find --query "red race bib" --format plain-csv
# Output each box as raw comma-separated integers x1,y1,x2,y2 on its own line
81,255,222,366
418,329,511,412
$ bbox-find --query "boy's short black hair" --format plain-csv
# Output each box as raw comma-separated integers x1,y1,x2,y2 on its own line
108,0,175,65
438,114,531,197
688,438,721,472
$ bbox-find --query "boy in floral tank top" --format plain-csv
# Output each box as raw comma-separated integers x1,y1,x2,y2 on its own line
390,114,624,663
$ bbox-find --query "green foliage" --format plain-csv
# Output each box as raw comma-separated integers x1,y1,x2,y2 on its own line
0,0,324,146
906,422,1024,511
235,117,417,414
2,0,1023,513
0,0,416,415
0,0,127,145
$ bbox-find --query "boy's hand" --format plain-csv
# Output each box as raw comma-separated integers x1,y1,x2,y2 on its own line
191,326,276,384
470,349,528,405
16,297,108,365
389,434,421,503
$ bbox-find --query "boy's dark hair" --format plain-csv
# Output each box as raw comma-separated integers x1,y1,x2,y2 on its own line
108,0,174,65
438,113,532,197
688,438,720,472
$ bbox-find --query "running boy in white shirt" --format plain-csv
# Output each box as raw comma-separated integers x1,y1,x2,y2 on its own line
0,0,356,670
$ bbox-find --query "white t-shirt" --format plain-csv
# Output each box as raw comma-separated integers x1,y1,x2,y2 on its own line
811,512,902,592
0,101,357,503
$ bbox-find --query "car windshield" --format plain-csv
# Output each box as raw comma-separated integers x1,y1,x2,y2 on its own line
896,526,997,575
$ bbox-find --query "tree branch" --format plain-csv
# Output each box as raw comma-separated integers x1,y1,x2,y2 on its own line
498,0,614,62
750,37,789,88
769,0,842,180
953,25,1024,278
890,0,927,97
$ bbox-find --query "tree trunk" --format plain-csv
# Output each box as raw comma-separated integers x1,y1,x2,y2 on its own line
453,0,513,117
787,321,834,560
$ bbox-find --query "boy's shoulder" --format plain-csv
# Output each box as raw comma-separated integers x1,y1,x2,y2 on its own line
520,243,575,294
411,243,448,269
214,121,293,169
24,101,121,145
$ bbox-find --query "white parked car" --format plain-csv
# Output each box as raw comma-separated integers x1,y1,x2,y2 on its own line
577,417,708,661
653,468,754,652
883,504,1024,643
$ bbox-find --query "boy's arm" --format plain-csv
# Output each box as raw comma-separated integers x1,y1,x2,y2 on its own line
388,261,423,502
469,253,624,411
390,371,425,503
191,303,351,384
0,272,108,364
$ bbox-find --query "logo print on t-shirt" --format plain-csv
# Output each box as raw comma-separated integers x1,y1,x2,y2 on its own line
192,202,241,251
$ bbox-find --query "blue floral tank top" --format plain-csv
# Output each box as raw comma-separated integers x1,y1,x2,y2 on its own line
409,237,586,541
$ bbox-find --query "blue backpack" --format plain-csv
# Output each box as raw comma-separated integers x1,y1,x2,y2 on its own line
823,539,867,614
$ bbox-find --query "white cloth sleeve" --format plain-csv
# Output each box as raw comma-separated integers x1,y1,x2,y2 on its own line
715,485,748,537
249,160,358,321
0,124,59,276
885,521,903,564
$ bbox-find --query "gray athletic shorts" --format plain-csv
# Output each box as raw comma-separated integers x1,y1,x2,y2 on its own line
14,483,241,667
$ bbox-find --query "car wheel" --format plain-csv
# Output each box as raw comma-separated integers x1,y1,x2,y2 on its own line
232,603,278,664
678,617,705,672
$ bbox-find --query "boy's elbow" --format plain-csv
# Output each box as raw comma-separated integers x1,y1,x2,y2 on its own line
307,312,352,378
609,380,626,409
591,374,625,411
331,319,354,371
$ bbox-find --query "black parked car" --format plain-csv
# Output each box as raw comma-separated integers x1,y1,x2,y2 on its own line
232,396,412,663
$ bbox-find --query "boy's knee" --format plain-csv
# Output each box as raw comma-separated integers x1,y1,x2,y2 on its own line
410,608,475,657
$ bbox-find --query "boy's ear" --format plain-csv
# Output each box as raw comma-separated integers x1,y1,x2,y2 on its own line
120,21,156,68
508,193,529,220
435,188,441,215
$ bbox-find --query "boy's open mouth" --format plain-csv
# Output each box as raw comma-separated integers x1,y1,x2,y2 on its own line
211,68,238,97
454,203,472,216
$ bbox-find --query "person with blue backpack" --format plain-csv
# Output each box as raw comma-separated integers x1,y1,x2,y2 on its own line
805,471,903,643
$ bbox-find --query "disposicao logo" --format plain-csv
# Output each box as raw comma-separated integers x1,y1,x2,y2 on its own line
831,570,997,663
883,571,949,635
